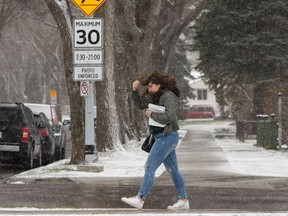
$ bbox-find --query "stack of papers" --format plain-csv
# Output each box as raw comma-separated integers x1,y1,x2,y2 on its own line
148,104,166,127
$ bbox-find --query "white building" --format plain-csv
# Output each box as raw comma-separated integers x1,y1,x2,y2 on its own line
187,79,221,117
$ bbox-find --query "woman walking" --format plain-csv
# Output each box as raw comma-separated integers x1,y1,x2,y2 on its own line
121,71,189,210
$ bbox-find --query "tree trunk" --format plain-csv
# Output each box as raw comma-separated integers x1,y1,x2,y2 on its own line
45,0,85,164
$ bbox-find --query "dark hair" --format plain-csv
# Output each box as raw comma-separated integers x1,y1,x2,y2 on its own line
135,74,149,86
138,71,180,103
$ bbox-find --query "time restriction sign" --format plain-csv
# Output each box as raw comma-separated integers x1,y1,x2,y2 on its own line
73,50,103,65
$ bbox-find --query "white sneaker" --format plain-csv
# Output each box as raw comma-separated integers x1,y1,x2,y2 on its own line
121,196,144,209
167,199,190,210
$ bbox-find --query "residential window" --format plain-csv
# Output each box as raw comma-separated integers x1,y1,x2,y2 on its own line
197,89,207,100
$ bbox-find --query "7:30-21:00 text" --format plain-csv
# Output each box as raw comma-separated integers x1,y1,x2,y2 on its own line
76,54,101,61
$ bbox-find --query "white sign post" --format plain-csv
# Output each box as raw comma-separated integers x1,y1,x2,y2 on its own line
73,18,104,165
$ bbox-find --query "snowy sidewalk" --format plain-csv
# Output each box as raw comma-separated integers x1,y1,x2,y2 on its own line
181,120,288,178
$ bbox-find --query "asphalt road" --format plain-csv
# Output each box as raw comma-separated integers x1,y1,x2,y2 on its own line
0,128,288,212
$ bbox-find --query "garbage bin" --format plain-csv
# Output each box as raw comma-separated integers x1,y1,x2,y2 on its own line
256,114,278,149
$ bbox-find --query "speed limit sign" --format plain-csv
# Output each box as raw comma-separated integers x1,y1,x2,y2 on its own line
73,18,103,48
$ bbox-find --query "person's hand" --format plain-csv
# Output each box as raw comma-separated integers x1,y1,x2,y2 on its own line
132,80,141,91
145,108,152,118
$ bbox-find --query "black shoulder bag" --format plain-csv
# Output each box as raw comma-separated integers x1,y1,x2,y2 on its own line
141,134,155,153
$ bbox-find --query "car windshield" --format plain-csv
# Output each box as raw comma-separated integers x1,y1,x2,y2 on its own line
190,107,196,112
207,107,214,112
0,107,23,127
198,107,205,112
33,115,42,126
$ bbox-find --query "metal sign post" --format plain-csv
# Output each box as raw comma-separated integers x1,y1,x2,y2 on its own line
278,92,283,150
73,18,104,165
84,81,96,162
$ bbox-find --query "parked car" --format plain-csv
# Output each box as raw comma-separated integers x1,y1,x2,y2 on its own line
178,105,215,119
52,123,66,160
24,103,58,126
24,103,66,161
33,112,56,165
0,102,42,169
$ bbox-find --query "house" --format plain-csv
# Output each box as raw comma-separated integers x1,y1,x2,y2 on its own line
187,79,222,117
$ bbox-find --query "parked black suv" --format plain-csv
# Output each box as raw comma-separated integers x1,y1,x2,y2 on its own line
0,103,42,169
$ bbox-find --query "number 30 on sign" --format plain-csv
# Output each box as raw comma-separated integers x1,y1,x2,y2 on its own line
73,18,103,48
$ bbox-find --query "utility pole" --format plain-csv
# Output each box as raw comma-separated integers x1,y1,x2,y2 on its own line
278,92,282,150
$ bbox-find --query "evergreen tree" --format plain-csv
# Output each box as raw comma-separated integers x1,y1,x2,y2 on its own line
193,0,288,89
193,0,288,139
168,40,195,109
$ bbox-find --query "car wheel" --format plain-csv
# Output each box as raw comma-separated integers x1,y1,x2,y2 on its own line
61,138,66,159
61,146,66,159
42,149,53,165
24,146,34,170
37,148,42,167
42,156,49,165
54,146,60,161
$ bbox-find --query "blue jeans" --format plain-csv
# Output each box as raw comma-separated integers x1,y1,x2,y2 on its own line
137,131,188,200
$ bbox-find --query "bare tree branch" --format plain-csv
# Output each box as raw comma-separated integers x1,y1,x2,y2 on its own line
234,84,253,102
119,0,142,41
179,0,211,31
